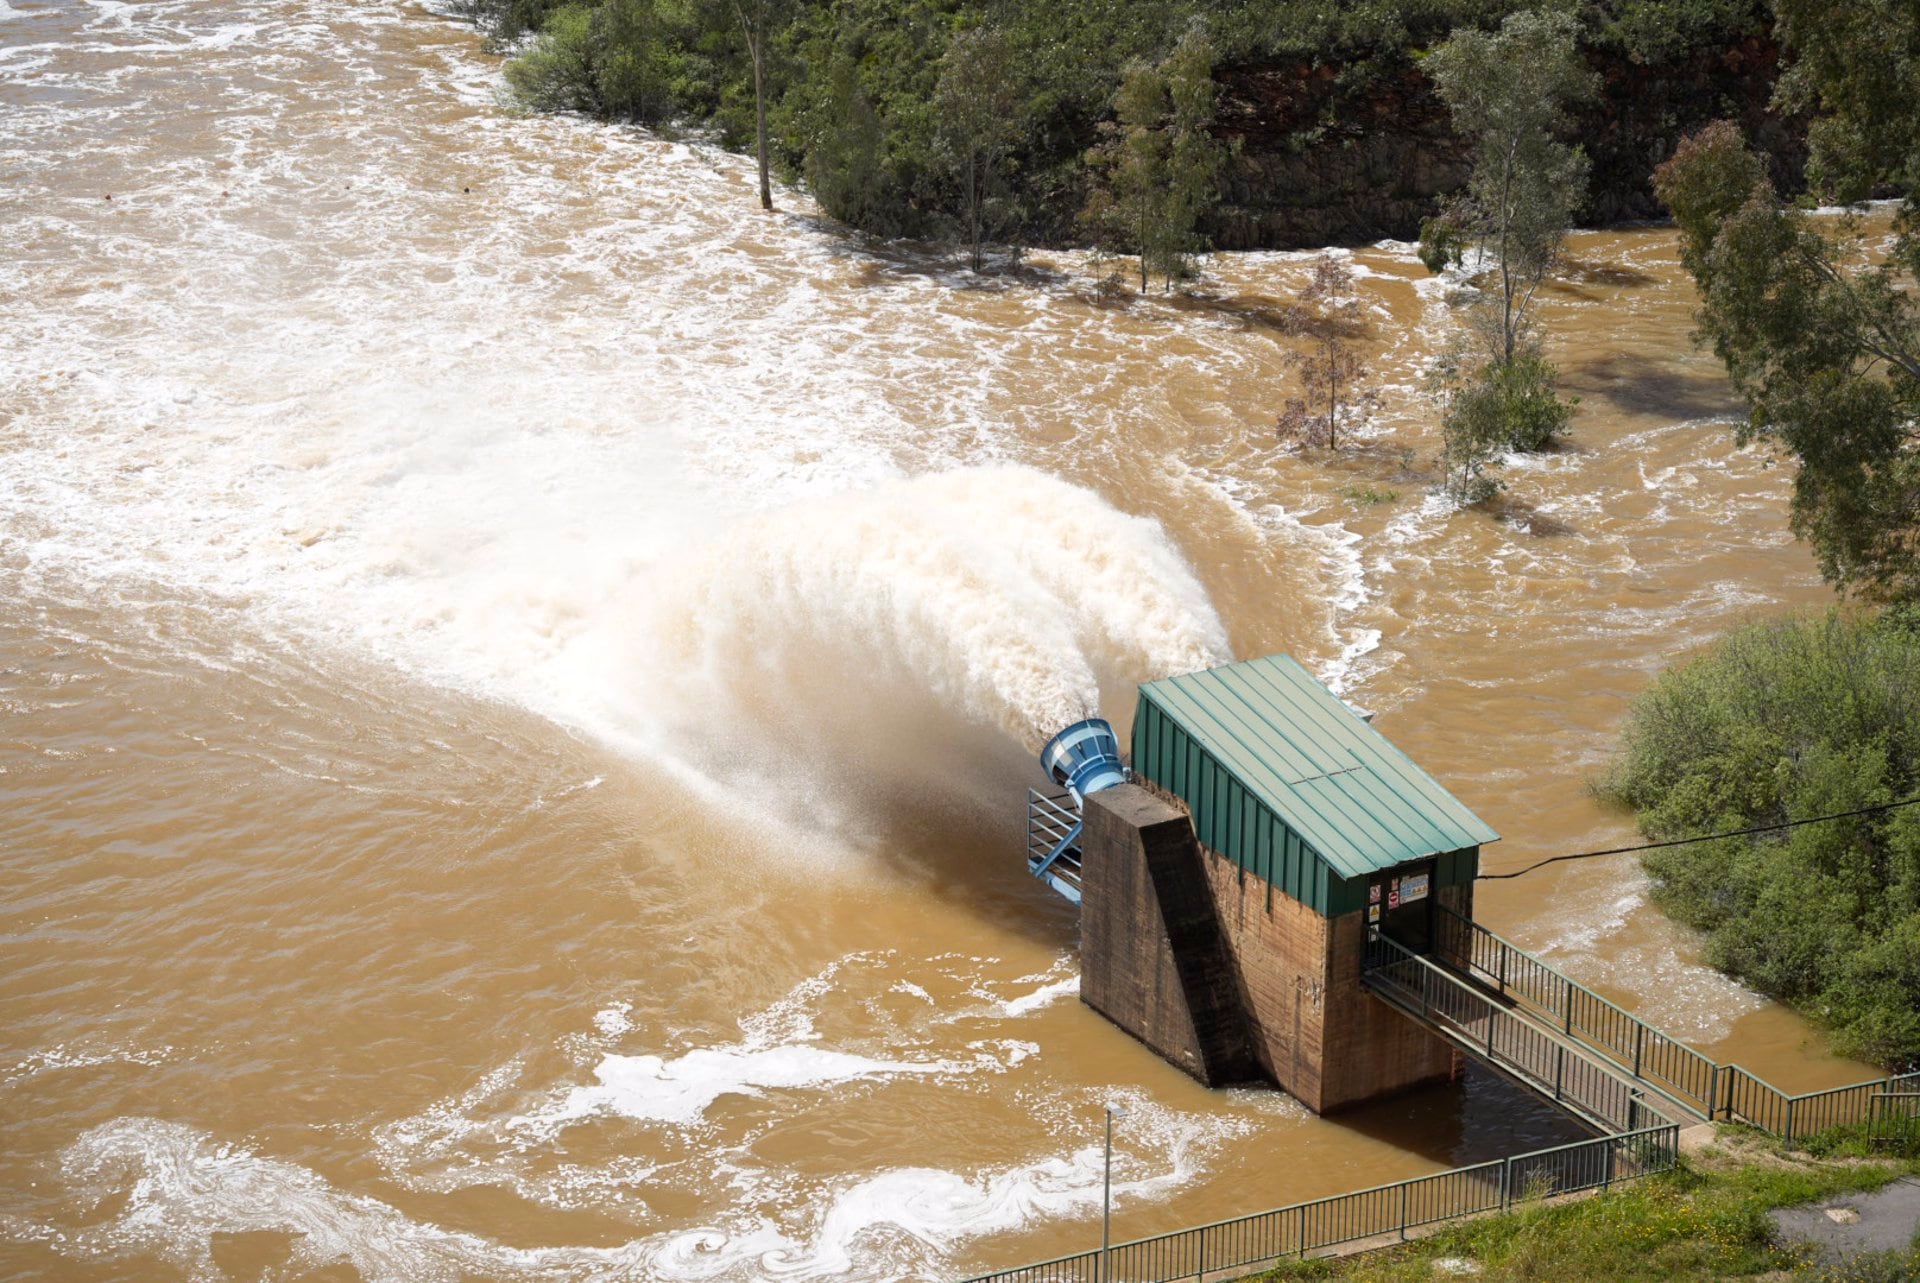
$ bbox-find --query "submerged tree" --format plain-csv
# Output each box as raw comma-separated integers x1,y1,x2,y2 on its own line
1420,9,1593,367
934,28,1022,273
1082,22,1225,294
1276,253,1381,450
1419,9,1590,484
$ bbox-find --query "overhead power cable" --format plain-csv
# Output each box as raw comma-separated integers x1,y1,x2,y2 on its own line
1475,794,1920,882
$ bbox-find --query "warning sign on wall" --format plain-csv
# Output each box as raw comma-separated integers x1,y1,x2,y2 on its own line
1398,872,1431,904
1369,883,1382,905
1367,903,1381,924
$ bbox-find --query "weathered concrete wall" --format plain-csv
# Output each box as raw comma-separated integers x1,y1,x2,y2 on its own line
1081,785,1452,1113
1079,785,1261,1088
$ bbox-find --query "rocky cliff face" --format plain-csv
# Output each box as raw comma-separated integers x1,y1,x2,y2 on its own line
1208,35,1803,251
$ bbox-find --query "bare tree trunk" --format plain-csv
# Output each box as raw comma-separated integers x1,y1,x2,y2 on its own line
752,37,771,211
1328,341,1339,450
1138,203,1148,293
970,155,982,272
1499,139,1516,364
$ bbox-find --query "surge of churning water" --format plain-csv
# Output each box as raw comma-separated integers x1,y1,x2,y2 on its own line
3,0,1885,1279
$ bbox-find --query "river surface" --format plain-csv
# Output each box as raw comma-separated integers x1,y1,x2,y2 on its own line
0,2,1888,1280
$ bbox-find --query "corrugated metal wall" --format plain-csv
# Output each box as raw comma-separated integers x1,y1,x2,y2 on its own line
1132,693,1476,918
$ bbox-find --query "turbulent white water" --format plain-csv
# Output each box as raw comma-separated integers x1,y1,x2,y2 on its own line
9,0,1865,1279
633,468,1230,766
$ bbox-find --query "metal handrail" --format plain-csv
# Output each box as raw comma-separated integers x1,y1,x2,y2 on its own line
1362,931,1675,1134
960,1124,1679,1283
1433,904,1920,1142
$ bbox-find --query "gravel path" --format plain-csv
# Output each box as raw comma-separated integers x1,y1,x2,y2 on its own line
1771,1178,1920,1263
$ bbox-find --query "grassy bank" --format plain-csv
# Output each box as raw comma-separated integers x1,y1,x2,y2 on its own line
1248,1131,1920,1282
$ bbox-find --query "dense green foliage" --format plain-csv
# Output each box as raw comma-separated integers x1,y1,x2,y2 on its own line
464,0,1777,249
1603,611,1920,1069
1080,24,1225,291
1435,351,1575,499
1653,0,1920,603
1251,1150,1920,1280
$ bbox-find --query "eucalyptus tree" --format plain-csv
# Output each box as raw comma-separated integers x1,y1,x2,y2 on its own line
1417,9,1592,496
1276,253,1381,451
1655,117,1920,601
1083,22,1225,294
934,27,1021,273
727,0,793,210
1419,9,1595,368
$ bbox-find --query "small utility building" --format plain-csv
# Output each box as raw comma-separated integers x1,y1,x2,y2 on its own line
1077,654,1498,1113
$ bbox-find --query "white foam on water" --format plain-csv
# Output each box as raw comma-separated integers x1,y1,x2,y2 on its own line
997,975,1080,1018
599,467,1229,775
41,1096,1256,1283
43,1117,788,1283
5,1042,174,1086
529,1044,994,1131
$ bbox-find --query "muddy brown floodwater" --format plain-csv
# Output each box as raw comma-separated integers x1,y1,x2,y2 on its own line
0,1,1886,1280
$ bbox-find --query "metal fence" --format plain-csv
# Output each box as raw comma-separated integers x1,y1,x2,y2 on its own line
1868,1091,1920,1149
1434,906,1719,1116
960,1126,1679,1283
1026,788,1084,899
1434,906,1920,1143
1362,931,1673,1134
967,912,1910,1283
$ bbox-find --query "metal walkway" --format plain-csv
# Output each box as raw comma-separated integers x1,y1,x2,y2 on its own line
1421,904,1920,1142
1361,931,1681,1133
965,906,1917,1283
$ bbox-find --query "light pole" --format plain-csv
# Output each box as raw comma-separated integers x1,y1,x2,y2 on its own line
1102,1101,1126,1282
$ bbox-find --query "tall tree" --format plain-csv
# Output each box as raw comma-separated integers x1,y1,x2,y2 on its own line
1082,22,1225,294
1276,253,1381,451
804,49,885,226
934,27,1022,273
1655,115,1920,602
1417,9,1590,495
1419,9,1595,368
728,0,791,211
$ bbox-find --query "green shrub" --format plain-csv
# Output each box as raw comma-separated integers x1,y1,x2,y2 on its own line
504,6,601,113
503,0,710,122
1603,610,1920,1069
1438,350,1575,502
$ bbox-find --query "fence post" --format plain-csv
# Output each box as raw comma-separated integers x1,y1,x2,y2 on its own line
1500,1156,1512,1211
1602,1138,1614,1192
1196,1225,1205,1283
1496,940,1508,996
1554,1045,1564,1103
1707,1064,1720,1120
1633,1023,1645,1078
1785,1097,1796,1145
1297,1204,1306,1260
1400,1182,1410,1241
1564,977,1575,1034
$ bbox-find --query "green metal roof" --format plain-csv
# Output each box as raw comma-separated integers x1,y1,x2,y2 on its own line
1135,654,1499,879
